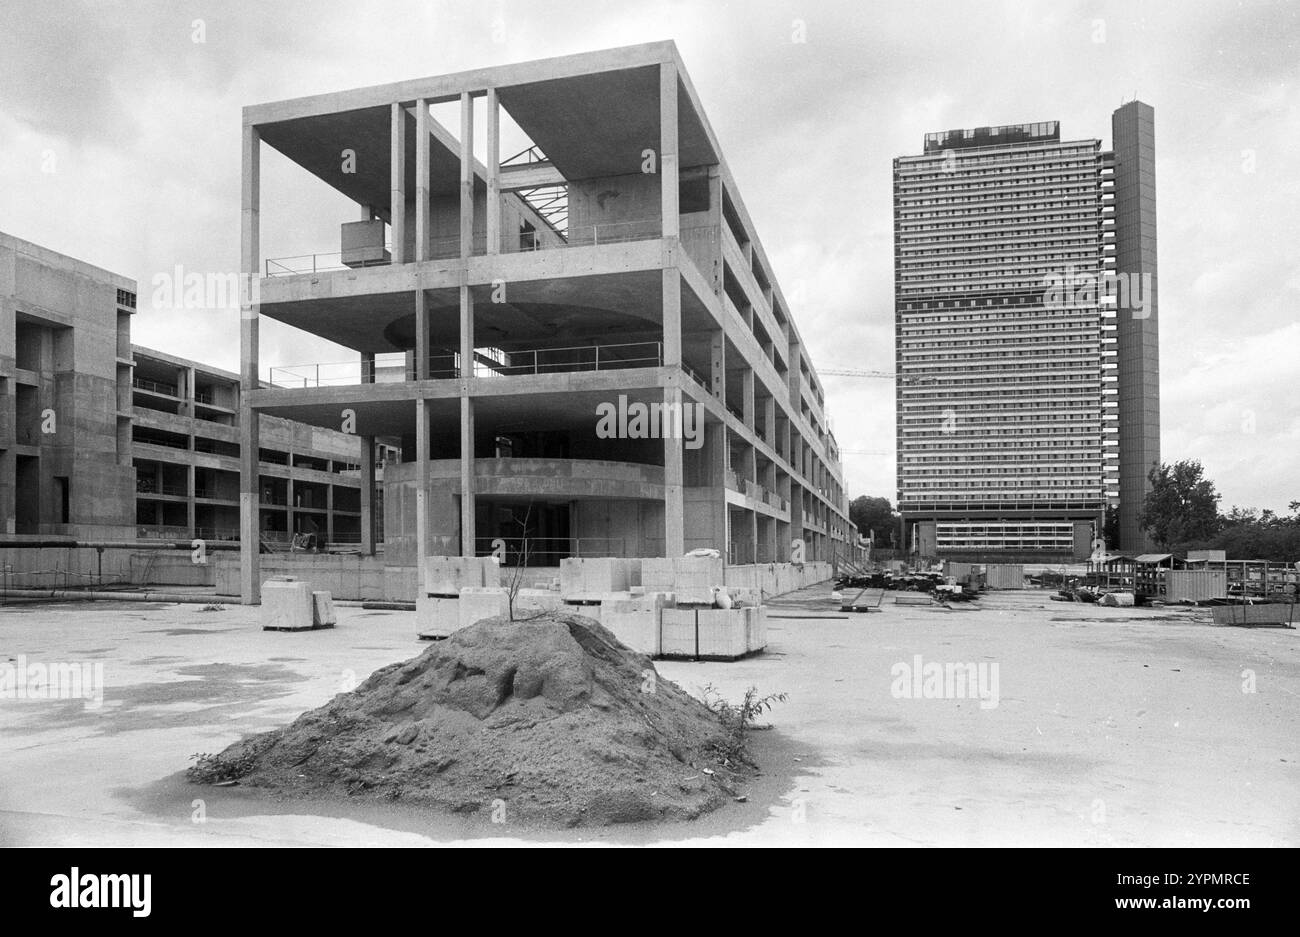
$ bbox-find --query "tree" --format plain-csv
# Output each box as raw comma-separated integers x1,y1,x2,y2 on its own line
1139,460,1221,550
1102,503,1120,549
849,496,899,547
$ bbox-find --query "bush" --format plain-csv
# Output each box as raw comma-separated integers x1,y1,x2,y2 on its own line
700,684,787,767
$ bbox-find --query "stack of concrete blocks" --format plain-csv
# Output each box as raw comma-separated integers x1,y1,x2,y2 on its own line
261,577,315,631
512,587,565,617
417,557,503,639
600,591,673,655
641,555,723,606
659,605,767,660
457,586,512,631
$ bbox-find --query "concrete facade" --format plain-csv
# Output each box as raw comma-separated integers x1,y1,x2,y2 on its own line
130,345,369,550
238,42,853,603
893,109,1160,560
0,232,136,539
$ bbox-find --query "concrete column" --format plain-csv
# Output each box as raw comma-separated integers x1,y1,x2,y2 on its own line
460,91,474,258
239,123,261,605
360,435,375,555
416,396,428,594
660,61,679,239
764,395,776,448
415,99,429,262
415,289,429,380
326,482,334,545
709,330,724,401
460,289,474,379
390,102,407,264
460,396,476,557
663,385,685,556
186,464,196,534
662,267,681,367
486,88,501,255
741,368,755,430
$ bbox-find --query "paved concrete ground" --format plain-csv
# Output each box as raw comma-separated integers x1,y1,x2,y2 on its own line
0,586,1296,846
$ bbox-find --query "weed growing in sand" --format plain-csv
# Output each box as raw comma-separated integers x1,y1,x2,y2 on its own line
187,751,255,784
198,603,226,613
700,685,787,767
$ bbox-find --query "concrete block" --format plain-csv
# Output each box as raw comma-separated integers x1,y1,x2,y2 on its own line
261,578,314,631
417,596,460,638
311,591,337,628
744,606,767,652
384,565,419,603
425,556,501,596
559,557,641,599
458,587,510,630
642,555,724,605
514,588,564,615
600,593,665,656
660,607,749,659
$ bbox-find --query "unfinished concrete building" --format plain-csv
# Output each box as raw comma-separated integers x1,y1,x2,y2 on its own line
239,42,852,603
130,346,369,548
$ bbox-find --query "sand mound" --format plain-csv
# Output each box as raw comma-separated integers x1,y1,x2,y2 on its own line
192,613,746,826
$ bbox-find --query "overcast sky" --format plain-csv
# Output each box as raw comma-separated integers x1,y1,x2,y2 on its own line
2,0,1296,511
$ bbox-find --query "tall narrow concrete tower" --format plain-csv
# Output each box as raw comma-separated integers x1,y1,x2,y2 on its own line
1110,101,1160,553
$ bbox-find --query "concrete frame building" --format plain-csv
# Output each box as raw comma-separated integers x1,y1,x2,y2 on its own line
239,42,852,603
130,346,369,549
893,104,1159,560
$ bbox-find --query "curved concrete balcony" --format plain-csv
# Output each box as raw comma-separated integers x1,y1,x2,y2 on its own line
384,457,666,500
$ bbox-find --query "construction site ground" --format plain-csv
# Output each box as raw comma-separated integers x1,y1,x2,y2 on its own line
1,583,1295,846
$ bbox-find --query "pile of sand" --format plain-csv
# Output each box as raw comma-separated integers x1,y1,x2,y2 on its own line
191,613,746,825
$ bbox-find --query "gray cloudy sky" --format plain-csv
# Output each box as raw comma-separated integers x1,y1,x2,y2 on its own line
2,0,1296,510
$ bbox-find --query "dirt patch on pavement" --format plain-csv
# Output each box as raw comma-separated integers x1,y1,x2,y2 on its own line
190,613,748,826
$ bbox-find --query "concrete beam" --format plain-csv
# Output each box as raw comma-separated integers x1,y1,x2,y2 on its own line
243,41,677,125
497,162,566,190
390,102,407,265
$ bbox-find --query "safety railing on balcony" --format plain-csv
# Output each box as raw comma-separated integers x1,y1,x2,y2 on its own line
136,480,189,497
264,219,667,276
474,536,627,568
195,526,240,542
723,470,787,514
132,377,178,397
473,341,661,377
136,525,191,541
269,342,663,388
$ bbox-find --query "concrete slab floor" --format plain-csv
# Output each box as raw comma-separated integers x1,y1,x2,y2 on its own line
0,588,1296,847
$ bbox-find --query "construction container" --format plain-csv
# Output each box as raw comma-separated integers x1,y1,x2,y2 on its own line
1166,569,1228,603
985,564,1026,590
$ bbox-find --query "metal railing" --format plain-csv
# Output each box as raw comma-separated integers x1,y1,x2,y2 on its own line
195,526,240,541
136,481,189,497
473,341,661,377
132,377,178,397
269,342,662,388
136,525,190,540
263,218,669,276
474,536,627,568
